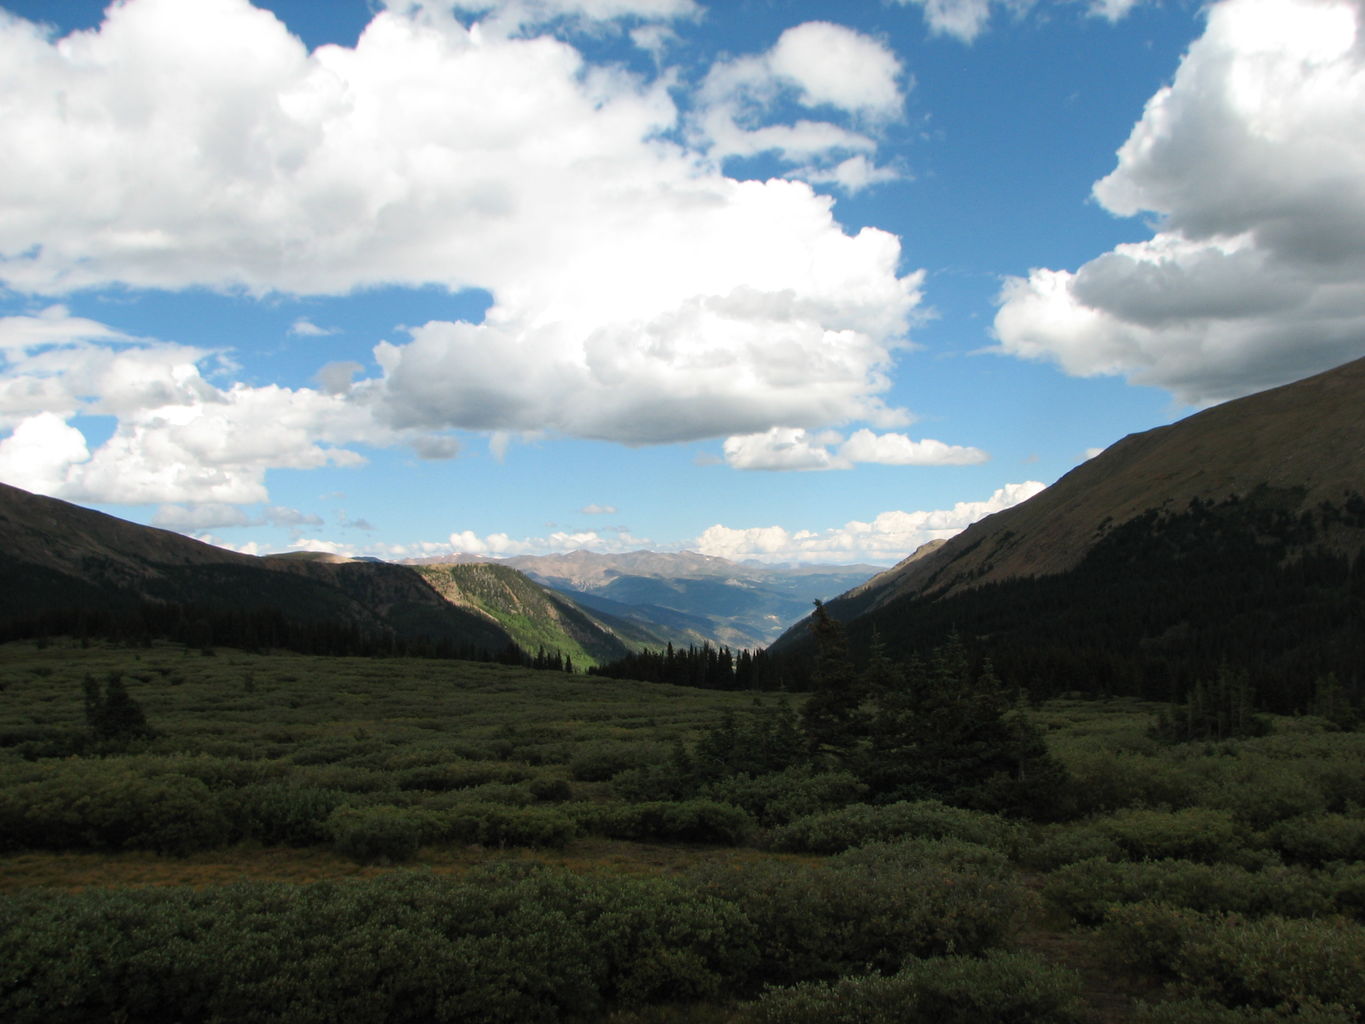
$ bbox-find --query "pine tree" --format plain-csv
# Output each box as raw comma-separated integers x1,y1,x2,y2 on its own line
83,672,154,745
799,601,865,763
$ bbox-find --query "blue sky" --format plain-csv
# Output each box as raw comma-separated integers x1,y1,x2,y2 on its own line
2,0,1362,565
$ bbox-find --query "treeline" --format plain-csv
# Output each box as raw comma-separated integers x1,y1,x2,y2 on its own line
588,642,780,689
776,489,1365,717
492,642,575,674
604,613,1072,821
0,601,564,669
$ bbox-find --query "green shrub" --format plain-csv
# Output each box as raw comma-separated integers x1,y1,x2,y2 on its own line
1323,862,1365,919
577,800,754,846
1101,900,1213,976
1097,807,1259,865
0,762,230,854
569,742,662,782
428,782,535,807
0,866,756,1024
1043,859,1334,926
1064,752,1201,815
1176,915,1365,1014
528,777,572,802
1198,765,1328,830
325,805,428,863
747,951,1085,1024
396,761,530,792
430,803,578,848
689,858,1031,984
1105,903,1365,1014
1269,813,1365,866
830,836,1012,877
702,767,867,826
226,783,347,846
765,800,1022,855
1134,997,1356,1024
1020,822,1123,870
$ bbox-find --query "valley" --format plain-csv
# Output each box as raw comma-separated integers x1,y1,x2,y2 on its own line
1,357,1364,1023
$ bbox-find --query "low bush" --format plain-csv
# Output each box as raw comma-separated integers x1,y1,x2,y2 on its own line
429,802,578,849
227,782,347,846
1197,764,1328,831
1101,900,1213,976
830,836,1012,877
568,742,663,782
1176,914,1365,1014
1063,752,1202,815
528,777,572,802
1020,822,1123,870
1043,859,1334,926
325,805,429,863
0,866,756,1024
688,858,1032,984
1134,998,1356,1024
747,951,1085,1024
396,761,530,792
1096,807,1260,865
0,762,230,854
1268,813,1365,866
764,800,1022,856
576,800,754,846
701,767,867,826
1104,903,1365,1015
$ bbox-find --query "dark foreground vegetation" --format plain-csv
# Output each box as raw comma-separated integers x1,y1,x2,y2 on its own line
1,639,1363,1023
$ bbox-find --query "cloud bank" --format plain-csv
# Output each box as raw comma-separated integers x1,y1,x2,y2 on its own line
0,0,927,500
694,480,1046,563
994,0,1365,405
329,479,1045,565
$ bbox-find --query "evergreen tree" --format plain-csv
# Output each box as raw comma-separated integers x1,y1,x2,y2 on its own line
83,672,154,745
800,601,865,764
860,634,1068,815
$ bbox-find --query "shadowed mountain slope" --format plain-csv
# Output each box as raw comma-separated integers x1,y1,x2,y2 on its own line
0,483,511,655
772,356,1365,709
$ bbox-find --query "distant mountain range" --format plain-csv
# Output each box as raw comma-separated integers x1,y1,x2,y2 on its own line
405,550,881,649
772,355,1365,711
0,483,873,664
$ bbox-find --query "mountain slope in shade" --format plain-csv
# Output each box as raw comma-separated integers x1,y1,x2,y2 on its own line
829,354,1365,618
771,356,1365,710
0,482,511,654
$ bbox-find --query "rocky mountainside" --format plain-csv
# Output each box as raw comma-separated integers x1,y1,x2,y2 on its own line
772,356,1365,710
411,562,651,667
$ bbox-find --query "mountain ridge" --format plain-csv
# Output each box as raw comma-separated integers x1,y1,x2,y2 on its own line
823,354,1365,619
770,355,1365,711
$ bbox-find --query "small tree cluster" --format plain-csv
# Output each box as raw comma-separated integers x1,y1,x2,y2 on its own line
802,605,1072,817
82,672,155,746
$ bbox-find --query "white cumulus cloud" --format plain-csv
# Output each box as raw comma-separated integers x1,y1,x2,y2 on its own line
693,21,905,189
0,2,940,505
0,1,923,456
994,0,1365,405
723,426,988,471
695,480,1047,564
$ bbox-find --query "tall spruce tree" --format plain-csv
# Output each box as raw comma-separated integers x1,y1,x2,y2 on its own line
800,601,865,764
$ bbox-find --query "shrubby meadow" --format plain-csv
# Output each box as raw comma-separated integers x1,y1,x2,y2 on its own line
0,638,1362,1022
